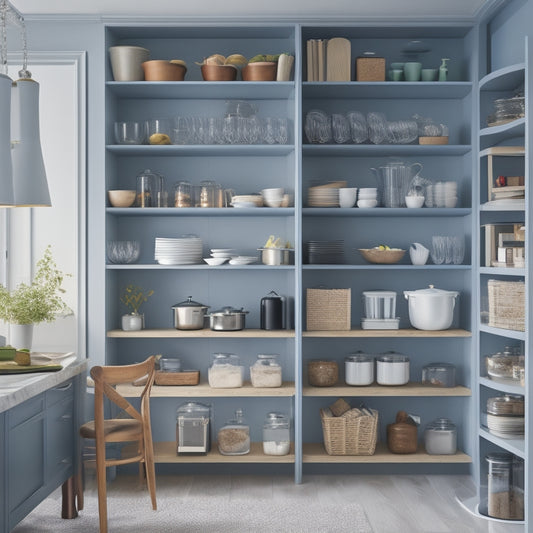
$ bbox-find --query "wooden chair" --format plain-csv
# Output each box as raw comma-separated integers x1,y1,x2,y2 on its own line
80,356,157,533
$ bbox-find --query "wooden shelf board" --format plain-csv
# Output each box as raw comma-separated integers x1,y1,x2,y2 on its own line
117,381,295,398
303,382,471,397
126,441,295,464
303,328,471,338
107,207,295,217
479,429,525,459
302,443,472,463
479,324,525,341
303,207,472,217
479,145,524,157
107,328,296,338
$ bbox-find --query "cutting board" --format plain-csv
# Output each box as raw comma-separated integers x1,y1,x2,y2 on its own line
326,37,351,81
0,361,63,374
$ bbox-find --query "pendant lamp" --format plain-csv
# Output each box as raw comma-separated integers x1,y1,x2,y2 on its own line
0,72,14,205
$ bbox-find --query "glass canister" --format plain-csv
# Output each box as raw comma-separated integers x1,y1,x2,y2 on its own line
208,353,244,388
176,402,211,454
136,168,165,207
424,418,457,454
263,412,290,455
376,353,410,386
485,453,524,520
486,346,523,383
199,180,217,207
250,354,282,388
345,352,374,386
421,363,456,387
307,359,338,387
218,408,250,455
174,180,192,207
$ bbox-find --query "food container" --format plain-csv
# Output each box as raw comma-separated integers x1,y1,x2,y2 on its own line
176,402,211,454
345,353,374,386
486,347,523,383
484,453,524,520
218,409,250,455
242,62,277,81
424,418,457,454
421,363,456,387
171,296,209,330
487,394,524,416
356,52,385,81
136,168,166,207
361,290,399,330
208,353,243,388
404,285,459,330
142,60,187,81
307,360,338,387
486,395,525,440
263,412,291,456
174,180,192,207
208,306,248,331
387,411,418,454
376,353,409,385
159,357,181,372
250,354,282,388
258,247,293,266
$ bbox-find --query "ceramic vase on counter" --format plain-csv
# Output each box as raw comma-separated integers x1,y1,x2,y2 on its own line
9,323,33,351
121,313,143,331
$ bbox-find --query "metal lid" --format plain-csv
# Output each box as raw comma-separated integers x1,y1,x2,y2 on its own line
172,296,208,309
404,285,459,297
176,401,210,415
264,412,289,427
377,353,409,363
425,418,456,431
346,352,374,363
485,452,514,465
211,306,248,316
423,362,455,371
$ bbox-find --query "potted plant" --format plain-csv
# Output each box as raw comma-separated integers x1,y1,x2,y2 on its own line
0,245,71,350
120,284,154,331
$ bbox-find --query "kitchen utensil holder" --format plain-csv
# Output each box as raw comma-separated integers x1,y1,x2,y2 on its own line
306,288,351,331
361,290,399,329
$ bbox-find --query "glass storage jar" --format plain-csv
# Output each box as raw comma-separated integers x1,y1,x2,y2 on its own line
208,353,243,388
345,352,374,386
421,362,456,387
159,357,181,372
263,412,290,456
199,179,217,207
218,408,250,455
250,354,282,388
424,418,457,455
487,394,524,416
174,180,192,207
136,168,165,207
486,346,523,383
484,453,524,521
176,402,211,454
307,359,338,387
376,353,410,386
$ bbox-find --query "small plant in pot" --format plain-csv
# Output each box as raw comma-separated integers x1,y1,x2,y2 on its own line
120,284,154,331
0,245,71,350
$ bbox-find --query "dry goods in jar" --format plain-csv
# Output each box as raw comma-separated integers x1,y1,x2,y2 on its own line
250,354,282,387
308,359,338,386
218,409,250,455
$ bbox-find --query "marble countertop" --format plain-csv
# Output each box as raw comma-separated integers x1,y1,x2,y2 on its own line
0,353,87,413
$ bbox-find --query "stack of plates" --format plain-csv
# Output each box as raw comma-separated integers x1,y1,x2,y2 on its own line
307,240,344,264
307,182,347,207
210,248,236,259
229,256,258,265
486,413,524,439
154,236,203,265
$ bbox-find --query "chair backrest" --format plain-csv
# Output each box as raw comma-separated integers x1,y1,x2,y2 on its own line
90,356,155,426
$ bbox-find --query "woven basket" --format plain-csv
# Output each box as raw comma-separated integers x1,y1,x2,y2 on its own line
488,279,525,331
306,288,351,331
320,407,378,455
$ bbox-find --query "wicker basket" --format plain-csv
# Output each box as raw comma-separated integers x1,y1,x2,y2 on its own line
488,279,525,331
306,288,351,331
320,407,378,455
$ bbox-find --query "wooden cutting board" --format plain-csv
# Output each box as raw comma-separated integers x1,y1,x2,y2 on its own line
327,38,351,81
0,361,63,374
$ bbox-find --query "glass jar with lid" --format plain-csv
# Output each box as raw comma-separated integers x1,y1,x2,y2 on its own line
199,180,217,208
424,418,457,454
250,354,282,388
487,394,524,416
421,362,456,387
136,168,165,207
218,408,250,455
174,180,192,207
176,402,211,454
345,352,374,386
208,353,243,388
376,352,409,386
486,346,523,383
263,412,290,455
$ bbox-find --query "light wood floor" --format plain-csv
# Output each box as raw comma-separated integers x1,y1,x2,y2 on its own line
131,474,524,533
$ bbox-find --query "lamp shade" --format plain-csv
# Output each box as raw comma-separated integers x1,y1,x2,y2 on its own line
0,73,14,206
11,78,51,207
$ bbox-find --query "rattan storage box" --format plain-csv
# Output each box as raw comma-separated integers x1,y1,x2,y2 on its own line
488,279,525,331
320,407,378,455
306,288,351,330
356,55,385,81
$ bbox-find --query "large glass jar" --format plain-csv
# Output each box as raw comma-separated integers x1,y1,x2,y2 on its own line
218,408,250,455
485,453,524,520
345,352,374,386
424,418,457,455
208,353,243,388
263,412,290,455
199,179,217,207
250,354,282,388
176,402,211,455
174,180,192,207
136,168,165,207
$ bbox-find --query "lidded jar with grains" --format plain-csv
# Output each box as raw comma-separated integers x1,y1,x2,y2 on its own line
263,412,290,456
250,354,282,388
208,353,243,388
307,359,338,387
218,408,250,455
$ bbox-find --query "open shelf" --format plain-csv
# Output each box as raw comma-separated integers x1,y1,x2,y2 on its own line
302,443,472,463
117,381,295,398
479,63,525,91
302,382,471,397
303,328,471,338
107,207,295,217
106,144,294,157
107,328,296,338
479,324,525,341
302,144,472,157
479,428,525,459
302,207,472,217
479,377,524,395
106,264,295,271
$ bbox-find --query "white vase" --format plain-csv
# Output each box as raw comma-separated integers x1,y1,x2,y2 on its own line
122,313,143,331
9,323,34,350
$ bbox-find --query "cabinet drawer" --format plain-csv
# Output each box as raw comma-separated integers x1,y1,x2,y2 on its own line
8,394,44,428
46,379,74,407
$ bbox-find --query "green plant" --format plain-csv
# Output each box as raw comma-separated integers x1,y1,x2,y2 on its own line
120,284,154,315
0,246,71,325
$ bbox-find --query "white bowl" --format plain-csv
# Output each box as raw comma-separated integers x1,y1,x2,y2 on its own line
405,196,425,208
204,257,227,266
357,199,378,208
264,198,283,208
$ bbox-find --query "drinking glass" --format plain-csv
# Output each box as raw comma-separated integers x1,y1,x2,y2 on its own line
452,236,465,265
431,236,446,265
332,114,351,144
223,115,240,144
206,117,224,144
172,116,190,145
276,118,289,144
262,117,277,145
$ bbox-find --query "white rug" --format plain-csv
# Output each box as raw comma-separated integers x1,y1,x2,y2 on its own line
13,475,373,533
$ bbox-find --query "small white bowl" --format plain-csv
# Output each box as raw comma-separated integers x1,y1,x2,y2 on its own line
405,196,425,208
204,257,227,266
264,198,283,208
357,199,378,208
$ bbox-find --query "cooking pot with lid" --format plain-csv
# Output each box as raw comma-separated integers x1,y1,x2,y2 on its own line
171,296,209,330
404,285,459,330
208,306,249,331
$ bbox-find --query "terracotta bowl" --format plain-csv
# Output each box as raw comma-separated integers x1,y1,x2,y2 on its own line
142,60,186,81
108,189,136,207
242,62,277,81
358,248,406,264
201,64,238,81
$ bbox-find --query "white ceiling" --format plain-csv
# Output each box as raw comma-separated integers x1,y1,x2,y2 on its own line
12,0,496,21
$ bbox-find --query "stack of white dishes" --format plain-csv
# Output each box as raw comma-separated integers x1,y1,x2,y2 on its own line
228,255,258,265
231,195,263,208
307,240,344,264
307,186,339,207
486,413,525,439
357,188,378,208
425,181,458,208
155,236,203,265
260,188,284,208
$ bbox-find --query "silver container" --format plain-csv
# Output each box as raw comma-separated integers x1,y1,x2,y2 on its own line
258,248,293,266
208,306,248,331
171,296,209,330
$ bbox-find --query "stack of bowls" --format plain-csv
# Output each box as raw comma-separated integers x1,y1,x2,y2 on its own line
357,188,378,208
261,188,284,207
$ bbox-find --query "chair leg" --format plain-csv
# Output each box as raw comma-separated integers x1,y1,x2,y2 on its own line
76,463,84,511
144,434,157,511
95,441,108,533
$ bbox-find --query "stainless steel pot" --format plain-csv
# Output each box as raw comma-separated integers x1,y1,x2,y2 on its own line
172,296,209,330
208,306,248,331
